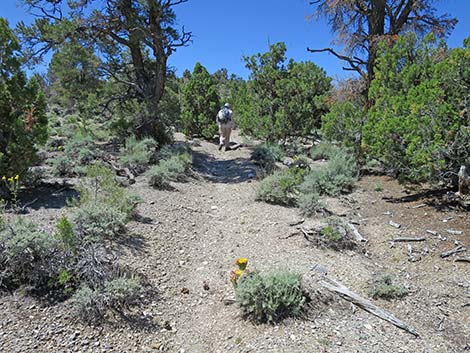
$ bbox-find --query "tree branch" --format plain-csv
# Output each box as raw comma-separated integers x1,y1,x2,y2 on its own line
307,47,365,77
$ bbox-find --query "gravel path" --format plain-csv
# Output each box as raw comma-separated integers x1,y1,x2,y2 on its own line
0,131,468,352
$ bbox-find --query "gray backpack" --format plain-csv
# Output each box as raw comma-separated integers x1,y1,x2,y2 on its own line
219,108,231,123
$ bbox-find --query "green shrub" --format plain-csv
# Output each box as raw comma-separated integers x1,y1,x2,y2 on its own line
56,216,76,251
119,136,157,174
72,203,127,239
235,271,305,323
0,218,60,288
256,169,301,206
251,143,285,174
300,149,356,197
310,143,340,161
0,19,48,182
297,192,324,216
72,276,142,323
146,153,192,188
369,274,408,300
310,217,356,250
77,164,141,219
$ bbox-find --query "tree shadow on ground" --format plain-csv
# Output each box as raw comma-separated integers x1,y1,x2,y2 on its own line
18,182,79,211
382,187,463,212
192,149,257,184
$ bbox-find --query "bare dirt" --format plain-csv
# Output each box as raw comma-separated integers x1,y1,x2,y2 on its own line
0,131,469,353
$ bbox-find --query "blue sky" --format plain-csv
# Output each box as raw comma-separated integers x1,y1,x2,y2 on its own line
2,0,469,82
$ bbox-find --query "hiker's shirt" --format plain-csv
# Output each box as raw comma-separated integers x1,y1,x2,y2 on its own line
216,108,233,126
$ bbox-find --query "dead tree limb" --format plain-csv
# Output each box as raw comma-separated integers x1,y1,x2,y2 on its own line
440,246,466,258
347,223,367,242
391,237,426,242
319,277,419,337
455,257,470,263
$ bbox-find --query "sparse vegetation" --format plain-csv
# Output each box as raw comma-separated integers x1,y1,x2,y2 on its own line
119,136,158,174
251,143,285,174
235,271,305,323
146,152,192,188
369,274,408,300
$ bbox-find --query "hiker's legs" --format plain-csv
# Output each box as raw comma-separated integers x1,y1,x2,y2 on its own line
218,124,225,149
224,125,232,149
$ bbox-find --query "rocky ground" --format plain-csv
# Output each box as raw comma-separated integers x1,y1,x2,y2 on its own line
0,131,469,353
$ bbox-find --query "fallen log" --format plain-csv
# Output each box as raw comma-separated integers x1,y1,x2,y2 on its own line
391,237,426,243
347,223,367,242
440,245,467,258
319,277,419,337
303,270,419,337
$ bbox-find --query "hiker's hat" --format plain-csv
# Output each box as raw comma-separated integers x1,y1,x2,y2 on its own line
224,103,230,108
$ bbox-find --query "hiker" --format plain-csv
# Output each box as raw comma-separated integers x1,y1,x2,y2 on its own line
216,103,234,151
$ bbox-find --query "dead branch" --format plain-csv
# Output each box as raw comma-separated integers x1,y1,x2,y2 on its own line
454,257,470,263
391,237,426,242
318,276,419,337
389,220,402,228
347,223,367,242
446,229,463,235
440,245,466,258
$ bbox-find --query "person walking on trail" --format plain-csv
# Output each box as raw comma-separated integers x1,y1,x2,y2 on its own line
216,103,234,151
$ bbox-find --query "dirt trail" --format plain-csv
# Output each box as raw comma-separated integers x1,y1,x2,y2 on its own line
0,131,469,353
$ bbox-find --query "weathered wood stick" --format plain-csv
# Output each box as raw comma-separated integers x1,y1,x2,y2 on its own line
446,229,463,235
347,223,367,242
389,220,401,228
320,278,419,337
440,246,467,258
391,237,426,242
289,218,305,227
426,230,438,236
455,257,470,263
412,203,427,209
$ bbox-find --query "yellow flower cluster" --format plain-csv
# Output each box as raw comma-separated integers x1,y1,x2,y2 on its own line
230,257,250,287
2,175,19,182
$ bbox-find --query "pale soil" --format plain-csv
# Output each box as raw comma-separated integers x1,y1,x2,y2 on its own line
0,131,469,353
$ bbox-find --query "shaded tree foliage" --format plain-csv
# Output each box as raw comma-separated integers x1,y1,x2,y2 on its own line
19,0,191,142
241,42,331,140
364,34,470,184
0,18,47,182
180,63,220,139
308,0,457,87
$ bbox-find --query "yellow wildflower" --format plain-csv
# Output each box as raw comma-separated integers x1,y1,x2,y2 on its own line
236,257,248,270
1,176,5,181
8,177,13,182
14,175,19,180
234,269,243,277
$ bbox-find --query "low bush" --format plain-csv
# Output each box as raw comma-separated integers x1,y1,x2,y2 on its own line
146,153,192,189
72,203,127,239
72,276,142,323
297,191,324,216
76,164,141,220
251,143,285,174
119,136,157,174
0,218,61,289
256,169,302,206
310,143,340,161
369,274,408,300
235,271,305,323
299,149,357,197
317,217,356,251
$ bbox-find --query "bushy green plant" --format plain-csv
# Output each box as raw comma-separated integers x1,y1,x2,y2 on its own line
180,63,220,139
72,203,127,239
119,136,157,174
312,217,356,250
369,274,408,300
235,271,305,323
297,191,324,216
300,149,357,196
251,143,285,173
72,276,142,323
310,143,340,161
0,218,60,288
364,34,470,184
146,153,192,188
256,169,301,206
51,133,100,176
56,216,76,251
77,164,141,219
0,19,48,183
